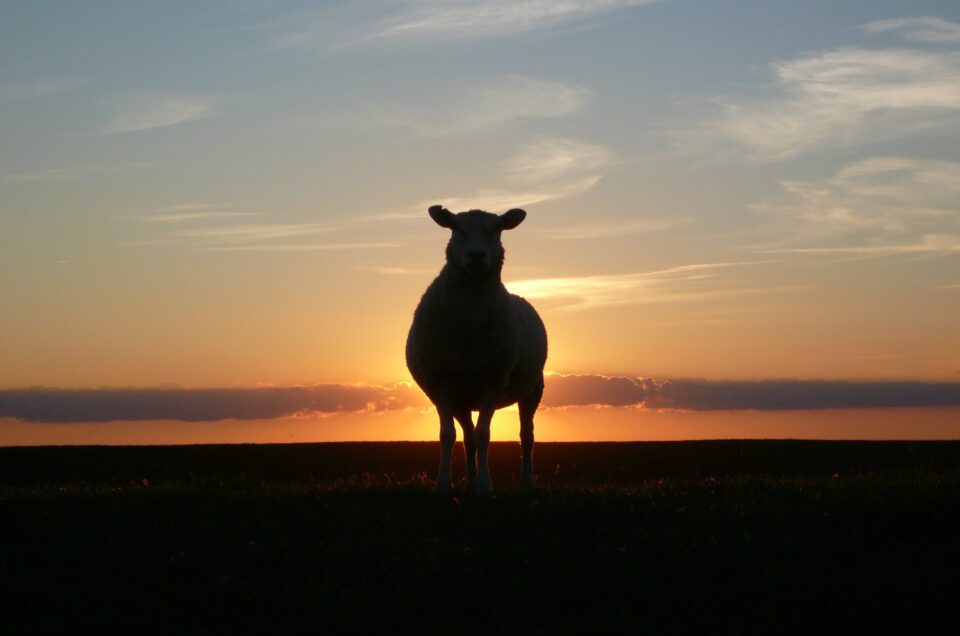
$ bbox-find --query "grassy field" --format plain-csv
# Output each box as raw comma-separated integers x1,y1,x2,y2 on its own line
2,440,959,634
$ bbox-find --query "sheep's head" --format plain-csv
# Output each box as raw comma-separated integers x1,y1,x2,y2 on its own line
429,205,526,279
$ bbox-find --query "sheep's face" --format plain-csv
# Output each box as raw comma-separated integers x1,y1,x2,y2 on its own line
429,206,526,279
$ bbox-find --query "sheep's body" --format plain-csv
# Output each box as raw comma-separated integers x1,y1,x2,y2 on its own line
406,266,546,411
406,206,547,493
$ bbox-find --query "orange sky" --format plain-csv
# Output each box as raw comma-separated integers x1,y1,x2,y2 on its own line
2,5,959,445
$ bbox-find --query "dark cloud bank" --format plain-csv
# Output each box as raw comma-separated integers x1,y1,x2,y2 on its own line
2,375,959,423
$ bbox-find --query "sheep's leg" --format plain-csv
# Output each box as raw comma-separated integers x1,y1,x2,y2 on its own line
518,391,541,490
455,410,477,490
475,409,494,494
435,409,456,493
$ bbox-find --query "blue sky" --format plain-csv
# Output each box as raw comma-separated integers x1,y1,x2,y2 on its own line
2,1,959,390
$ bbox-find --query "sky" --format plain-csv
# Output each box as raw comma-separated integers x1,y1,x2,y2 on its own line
1,1,959,443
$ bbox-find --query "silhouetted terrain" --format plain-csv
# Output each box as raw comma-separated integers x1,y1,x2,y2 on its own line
2,441,958,634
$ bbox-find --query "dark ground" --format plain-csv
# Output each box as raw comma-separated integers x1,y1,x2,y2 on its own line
1,440,958,634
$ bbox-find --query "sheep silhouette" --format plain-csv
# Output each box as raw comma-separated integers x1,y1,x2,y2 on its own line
406,205,548,493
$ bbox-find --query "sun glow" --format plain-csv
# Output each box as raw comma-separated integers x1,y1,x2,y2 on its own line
3,407,958,446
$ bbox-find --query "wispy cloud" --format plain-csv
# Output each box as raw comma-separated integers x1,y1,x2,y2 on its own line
370,175,602,222
1,169,73,182
439,175,602,212
497,136,686,239
175,223,333,245
273,1,660,50
370,0,660,41
143,203,262,223
506,262,790,311
689,19,960,160
543,217,691,240
372,135,618,223
3,161,149,183
357,76,590,139
129,202,398,253
98,94,215,134
198,241,401,253
354,266,435,275
764,235,960,255
0,76,87,103
504,136,610,182
859,16,960,44
748,157,960,255
145,212,261,223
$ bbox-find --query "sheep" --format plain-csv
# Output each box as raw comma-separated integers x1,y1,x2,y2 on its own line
406,205,548,494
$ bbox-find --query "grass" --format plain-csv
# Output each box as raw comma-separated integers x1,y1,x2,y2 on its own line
1,441,958,634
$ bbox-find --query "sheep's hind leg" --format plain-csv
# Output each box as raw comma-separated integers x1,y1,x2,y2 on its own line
435,409,456,493
518,388,542,490
455,410,477,492
475,409,494,495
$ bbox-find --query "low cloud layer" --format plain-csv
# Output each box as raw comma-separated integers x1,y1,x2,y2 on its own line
612,377,960,411
2,375,959,423
0,385,427,424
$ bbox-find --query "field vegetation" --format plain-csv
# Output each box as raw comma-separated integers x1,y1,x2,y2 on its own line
2,441,958,633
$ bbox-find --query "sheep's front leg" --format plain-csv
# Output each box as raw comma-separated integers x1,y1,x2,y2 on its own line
474,408,494,494
455,410,477,491
435,409,456,493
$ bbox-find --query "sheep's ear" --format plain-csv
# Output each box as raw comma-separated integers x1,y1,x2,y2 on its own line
498,208,526,231
428,205,455,228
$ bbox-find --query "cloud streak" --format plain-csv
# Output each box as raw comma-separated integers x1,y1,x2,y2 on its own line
359,76,590,139
143,204,262,223
542,217,691,240
859,16,960,44
198,241,402,253
369,0,660,41
763,235,960,256
98,94,215,134
273,1,660,50
3,375,958,422
1,169,74,183
506,262,787,311
174,223,333,244
130,203,397,253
